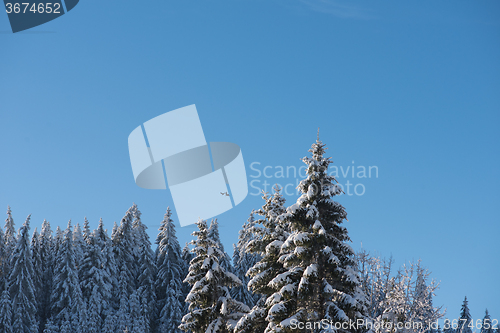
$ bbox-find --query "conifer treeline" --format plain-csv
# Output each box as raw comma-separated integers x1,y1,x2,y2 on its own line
0,137,495,333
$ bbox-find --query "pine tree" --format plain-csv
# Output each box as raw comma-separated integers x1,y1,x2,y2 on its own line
156,208,185,333
73,223,86,271
0,282,12,333
181,242,193,267
457,297,472,333
481,309,495,333
235,186,287,333
79,218,114,331
4,206,16,254
132,203,157,332
31,228,44,328
259,137,365,332
112,206,138,298
208,219,233,273
180,219,249,333
231,245,255,309
53,226,63,255
111,221,118,239
82,217,91,243
37,219,54,332
231,212,261,308
50,221,84,331
9,215,38,332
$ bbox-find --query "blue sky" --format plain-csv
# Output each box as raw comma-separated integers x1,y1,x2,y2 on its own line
1,0,499,322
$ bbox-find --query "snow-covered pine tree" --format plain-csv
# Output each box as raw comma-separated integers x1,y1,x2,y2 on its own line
235,186,287,333
231,212,262,308
480,309,495,333
53,226,63,255
9,215,38,332
457,297,472,333
4,206,16,255
79,218,114,331
111,221,118,240
31,228,44,328
180,219,249,333
155,208,185,333
208,218,233,273
159,279,184,333
0,282,12,333
266,137,365,332
132,203,157,332
49,221,84,331
230,245,248,306
37,219,54,332
182,242,194,266
73,223,86,271
82,217,91,243
112,206,138,298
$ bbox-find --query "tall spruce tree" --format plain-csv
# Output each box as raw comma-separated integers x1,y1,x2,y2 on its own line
50,222,84,331
208,218,233,273
4,206,16,255
155,208,185,333
457,297,472,333
37,219,54,332
82,217,91,243
235,186,287,333
261,137,365,332
481,309,495,333
31,228,44,329
73,223,86,271
53,226,63,255
79,219,114,331
112,206,138,298
9,215,38,332
231,212,262,308
180,219,249,333
132,203,157,332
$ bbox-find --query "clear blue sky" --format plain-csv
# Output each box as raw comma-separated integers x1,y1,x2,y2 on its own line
1,0,499,322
